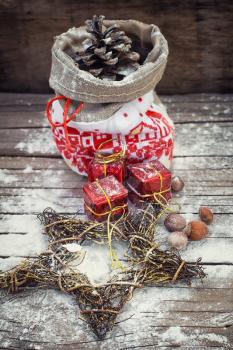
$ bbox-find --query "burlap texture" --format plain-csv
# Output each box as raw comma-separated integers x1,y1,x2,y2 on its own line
49,19,168,103
49,19,168,122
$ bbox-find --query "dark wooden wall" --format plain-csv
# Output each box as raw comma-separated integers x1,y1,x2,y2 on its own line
0,0,232,94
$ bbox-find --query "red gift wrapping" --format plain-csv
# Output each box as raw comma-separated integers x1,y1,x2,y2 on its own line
126,160,172,207
83,175,128,222
88,153,125,183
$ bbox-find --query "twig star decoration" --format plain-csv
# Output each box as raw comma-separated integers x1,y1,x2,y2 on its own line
0,207,206,339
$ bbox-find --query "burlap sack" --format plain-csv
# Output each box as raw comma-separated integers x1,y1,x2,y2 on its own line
49,19,168,122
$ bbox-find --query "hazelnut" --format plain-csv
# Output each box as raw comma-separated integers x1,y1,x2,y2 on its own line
199,207,213,225
167,231,188,250
188,220,208,241
171,176,184,192
164,213,186,232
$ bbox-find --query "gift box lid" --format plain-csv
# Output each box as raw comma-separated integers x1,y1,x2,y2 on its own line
127,159,171,193
83,175,128,206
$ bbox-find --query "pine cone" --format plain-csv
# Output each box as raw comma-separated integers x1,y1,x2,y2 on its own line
71,15,140,81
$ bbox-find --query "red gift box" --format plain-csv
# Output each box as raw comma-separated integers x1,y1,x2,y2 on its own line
83,175,128,222
126,160,172,207
88,153,125,183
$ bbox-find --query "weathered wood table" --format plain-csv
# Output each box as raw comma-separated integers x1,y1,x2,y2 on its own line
0,93,232,349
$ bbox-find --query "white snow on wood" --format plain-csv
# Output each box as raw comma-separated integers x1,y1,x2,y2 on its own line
63,242,82,253
0,169,17,184
68,244,112,284
65,241,128,285
0,285,230,347
0,214,47,256
159,326,187,345
182,238,233,263
15,128,57,154
0,257,23,271
0,188,72,214
196,332,228,344
23,165,33,173
158,326,228,346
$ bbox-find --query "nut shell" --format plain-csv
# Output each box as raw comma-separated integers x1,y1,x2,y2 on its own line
199,207,213,225
188,220,208,241
171,176,184,192
167,231,188,250
164,214,186,232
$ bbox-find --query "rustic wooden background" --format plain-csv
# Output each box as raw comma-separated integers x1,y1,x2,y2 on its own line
0,93,233,349
0,0,233,94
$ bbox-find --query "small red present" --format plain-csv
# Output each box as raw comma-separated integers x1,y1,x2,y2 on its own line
126,160,172,207
88,151,125,183
83,175,128,222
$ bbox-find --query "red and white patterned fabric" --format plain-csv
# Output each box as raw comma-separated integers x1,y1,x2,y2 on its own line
48,91,174,176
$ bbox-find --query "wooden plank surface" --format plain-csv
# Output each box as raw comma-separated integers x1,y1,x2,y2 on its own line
0,93,233,349
0,1,233,94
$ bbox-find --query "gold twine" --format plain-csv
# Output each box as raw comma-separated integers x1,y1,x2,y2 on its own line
85,179,127,270
95,138,126,177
